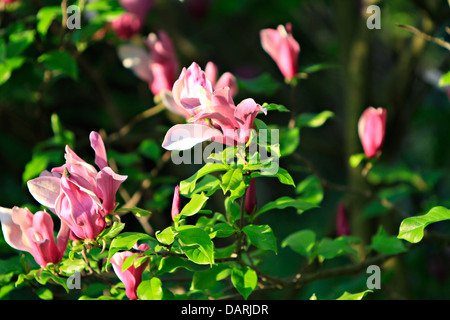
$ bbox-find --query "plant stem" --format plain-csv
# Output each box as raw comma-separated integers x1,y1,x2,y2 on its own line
288,82,297,129
235,192,247,258
106,103,166,143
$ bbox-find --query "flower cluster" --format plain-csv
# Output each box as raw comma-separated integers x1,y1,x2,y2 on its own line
0,13,395,301
0,132,127,272
162,62,266,151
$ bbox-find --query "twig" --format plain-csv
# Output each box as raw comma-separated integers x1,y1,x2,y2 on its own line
397,24,450,51
288,83,298,129
235,193,247,258
106,103,166,143
290,253,401,288
292,152,408,218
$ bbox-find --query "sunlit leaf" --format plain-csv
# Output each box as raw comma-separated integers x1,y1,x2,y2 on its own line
231,266,258,299
398,206,450,243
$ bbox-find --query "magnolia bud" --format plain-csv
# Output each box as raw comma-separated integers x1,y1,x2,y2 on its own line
171,185,181,221
336,204,351,237
245,178,257,214
358,107,387,159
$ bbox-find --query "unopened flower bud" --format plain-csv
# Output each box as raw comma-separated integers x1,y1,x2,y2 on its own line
336,204,351,237
245,178,257,214
358,107,387,159
171,185,181,221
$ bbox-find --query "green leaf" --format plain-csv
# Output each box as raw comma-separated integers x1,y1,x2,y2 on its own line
225,197,241,224
138,139,161,162
316,236,360,262
121,254,139,272
237,73,280,96
181,174,221,197
256,196,318,216
137,278,163,300
36,288,53,300
0,56,25,86
191,264,231,290
349,153,366,168
179,193,209,218
79,295,119,300
209,223,236,238
438,70,450,87
98,221,125,242
34,270,69,293
0,283,15,299
398,206,450,243
7,30,35,56
50,113,75,147
300,63,340,75
155,226,177,246
282,230,316,258
337,290,372,300
279,127,300,157
297,111,334,128
221,169,243,194
243,224,277,254
295,175,324,205
36,7,62,36
262,102,290,112
108,232,155,264
231,266,258,299
38,51,78,80
369,227,407,255
179,163,230,195
156,257,199,275
58,258,88,275
275,168,296,187
118,206,152,217
176,225,214,265
366,163,428,192
22,153,50,183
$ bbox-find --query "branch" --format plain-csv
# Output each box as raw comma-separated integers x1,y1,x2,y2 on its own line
106,103,166,143
292,152,408,218
397,24,450,51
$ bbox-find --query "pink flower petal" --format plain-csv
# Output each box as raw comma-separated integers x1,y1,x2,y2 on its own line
96,167,128,214
162,123,224,151
27,176,61,211
90,131,108,170
0,207,32,253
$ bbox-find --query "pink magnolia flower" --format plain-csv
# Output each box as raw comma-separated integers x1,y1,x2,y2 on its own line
112,0,154,39
162,86,266,150
110,243,150,300
172,61,215,113
336,204,351,237
161,62,239,120
245,178,257,214
260,23,300,81
111,12,143,40
119,0,154,22
27,132,127,240
118,31,179,96
162,63,265,150
1,0,19,3
171,185,181,221
358,107,387,158
0,207,70,267
205,62,238,99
